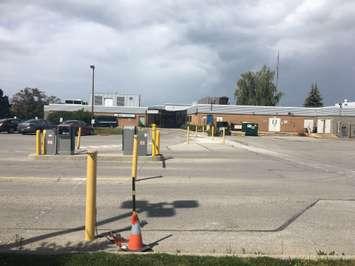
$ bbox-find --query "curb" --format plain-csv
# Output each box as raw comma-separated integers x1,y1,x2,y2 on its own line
27,153,165,162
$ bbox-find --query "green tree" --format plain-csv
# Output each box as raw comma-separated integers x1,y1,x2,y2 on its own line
46,95,62,104
11,88,61,119
234,65,282,106
0,89,11,118
304,83,323,107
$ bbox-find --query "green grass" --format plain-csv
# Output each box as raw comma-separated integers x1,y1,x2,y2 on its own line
93,127,122,135
0,253,354,266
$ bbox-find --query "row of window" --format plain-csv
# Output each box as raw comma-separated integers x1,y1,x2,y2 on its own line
94,96,135,106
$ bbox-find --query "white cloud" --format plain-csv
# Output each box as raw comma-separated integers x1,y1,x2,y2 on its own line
0,0,355,105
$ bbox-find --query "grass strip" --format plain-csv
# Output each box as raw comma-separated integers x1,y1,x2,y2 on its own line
94,127,122,135
0,253,354,266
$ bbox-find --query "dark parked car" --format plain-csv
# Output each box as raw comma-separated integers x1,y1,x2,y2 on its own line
17,119,51,134
0,118,22,133
94,116,117,128
59,120,94,135
216,121,231,136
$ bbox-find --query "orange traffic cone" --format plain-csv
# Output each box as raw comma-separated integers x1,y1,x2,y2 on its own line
127,212,144,251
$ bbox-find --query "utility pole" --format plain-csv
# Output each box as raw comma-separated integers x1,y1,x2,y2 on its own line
276,49,279,88
90,65,95,125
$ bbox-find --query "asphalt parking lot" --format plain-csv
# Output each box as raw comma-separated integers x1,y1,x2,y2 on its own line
0,130,354,256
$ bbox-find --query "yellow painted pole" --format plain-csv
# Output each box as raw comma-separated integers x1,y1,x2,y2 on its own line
76,127,82,150
222,128,225,144
151,124,156,158
212,125,215,137
41,130,46,155
85,151,97,241
202,125,205,133
187,126,190,144
35,130,41,156
131,135,138,212
156,129,160,155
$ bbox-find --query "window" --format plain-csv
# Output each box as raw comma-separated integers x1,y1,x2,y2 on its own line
94,96,102,105
117,97,125,106
104,98,113,107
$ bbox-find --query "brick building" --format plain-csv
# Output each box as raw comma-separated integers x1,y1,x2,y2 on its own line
187,104,355,135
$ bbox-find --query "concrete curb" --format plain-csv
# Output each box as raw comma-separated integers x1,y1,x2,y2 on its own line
27,153,168,162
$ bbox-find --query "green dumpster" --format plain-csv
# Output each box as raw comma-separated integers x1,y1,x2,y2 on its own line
245,123,258,136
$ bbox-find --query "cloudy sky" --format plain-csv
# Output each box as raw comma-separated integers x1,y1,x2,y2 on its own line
1,0,355,106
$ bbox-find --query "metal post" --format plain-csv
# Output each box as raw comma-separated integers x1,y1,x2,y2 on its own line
85,151,97,241
222,128,225,144
131,135,138,212
202,125,205,133
195,125,198,136
151,124,156,158
76,127,82,149
187,126,190,144
41,130,47,155
212,125,215,137
90,65,95,124
156,129,160,155
36,130,41,156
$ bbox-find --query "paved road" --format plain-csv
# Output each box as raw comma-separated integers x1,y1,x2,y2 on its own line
0,131,354,256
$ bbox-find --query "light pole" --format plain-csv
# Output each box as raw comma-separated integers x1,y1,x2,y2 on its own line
90,65,95,125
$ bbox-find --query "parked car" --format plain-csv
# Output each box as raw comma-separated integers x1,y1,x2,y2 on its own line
59,120,94,135
94,116,117,128
216,121,231,136
0,118,22,133
17,119,51,134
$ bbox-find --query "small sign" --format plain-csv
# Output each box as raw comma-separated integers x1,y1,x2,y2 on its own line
147,110,159,114
118,114,135,118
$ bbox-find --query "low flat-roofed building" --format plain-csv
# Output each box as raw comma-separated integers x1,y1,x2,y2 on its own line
44,92,147,127
187,103,355,136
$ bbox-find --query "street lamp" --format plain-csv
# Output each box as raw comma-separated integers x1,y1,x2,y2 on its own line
90,65,95,125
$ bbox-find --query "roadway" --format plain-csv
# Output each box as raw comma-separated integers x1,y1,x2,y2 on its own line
0,130,354,256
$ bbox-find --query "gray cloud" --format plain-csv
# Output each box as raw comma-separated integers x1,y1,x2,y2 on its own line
0,0,354,106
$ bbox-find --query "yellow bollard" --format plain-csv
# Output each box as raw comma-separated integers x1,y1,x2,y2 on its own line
156,129,160,155
151,124,156,158
41,130,46,155
187,126,190,144
35,130,41,156
76,127,82,150
222,128,225,144
195,125,198,136
131,135,138,211
202,125,205,133
211,125,215,137
85,151,97,241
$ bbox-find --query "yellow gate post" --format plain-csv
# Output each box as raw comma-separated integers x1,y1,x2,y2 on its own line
76,127,82,150
41,130,47,155
35,130,41,156
85,151,97,241
187,126,190,144
131,135,138,212
151,124,156,158
156,129,160,155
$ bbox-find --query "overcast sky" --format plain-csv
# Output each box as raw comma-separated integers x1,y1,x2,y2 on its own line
1,0,355,106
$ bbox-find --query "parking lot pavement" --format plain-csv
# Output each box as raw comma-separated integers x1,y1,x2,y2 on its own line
0,130,354,256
